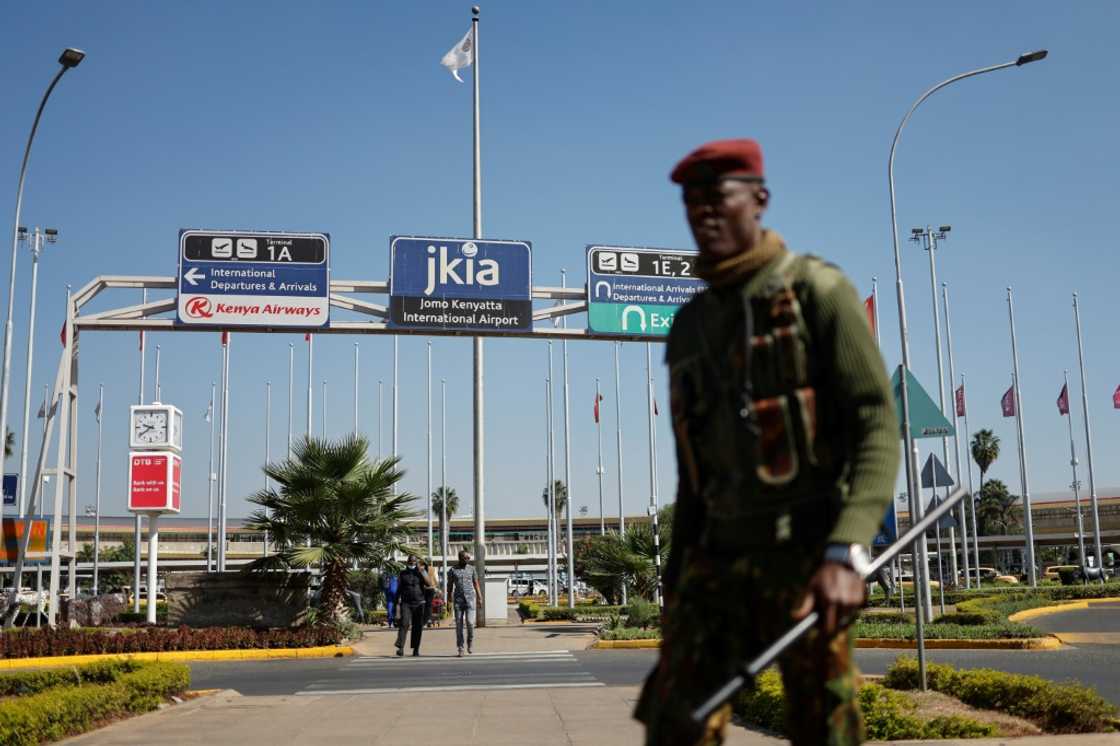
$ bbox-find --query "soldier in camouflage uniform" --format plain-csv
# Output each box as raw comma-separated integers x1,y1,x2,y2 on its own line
634,139,899,746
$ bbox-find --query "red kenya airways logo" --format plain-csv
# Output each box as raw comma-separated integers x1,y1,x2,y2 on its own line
185,297,213,319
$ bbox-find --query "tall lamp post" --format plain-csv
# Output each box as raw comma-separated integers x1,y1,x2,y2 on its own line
887,49,1047,688
0,48,85,494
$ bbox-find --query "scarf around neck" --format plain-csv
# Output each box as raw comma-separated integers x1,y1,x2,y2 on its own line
694,229,788,288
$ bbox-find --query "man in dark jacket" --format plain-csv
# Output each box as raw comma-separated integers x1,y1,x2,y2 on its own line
394,555,432,657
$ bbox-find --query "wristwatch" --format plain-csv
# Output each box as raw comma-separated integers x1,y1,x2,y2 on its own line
823,543,871,577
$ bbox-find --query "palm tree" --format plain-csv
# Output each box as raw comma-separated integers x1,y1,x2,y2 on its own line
970,429,1000,494
244,435,417,624
976,479,1018,535
431,486,458,559
541,480,568,519
574,505,672,602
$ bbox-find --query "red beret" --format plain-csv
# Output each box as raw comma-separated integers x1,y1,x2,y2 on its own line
670,138,765,184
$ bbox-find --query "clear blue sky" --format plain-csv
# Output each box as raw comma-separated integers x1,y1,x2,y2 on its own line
1,1,1117,525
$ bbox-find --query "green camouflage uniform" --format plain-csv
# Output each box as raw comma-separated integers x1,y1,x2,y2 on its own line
635,234,899,746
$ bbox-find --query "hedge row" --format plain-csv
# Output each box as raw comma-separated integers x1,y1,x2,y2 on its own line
517,601,626,622
852,621,1041,640
0,661,189,745
0,659,143,697
0,625,343,659
885,657,1118,734
736,669,997,740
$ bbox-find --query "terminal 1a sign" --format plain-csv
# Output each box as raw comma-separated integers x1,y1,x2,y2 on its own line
388,236,532,333
585,245,704,337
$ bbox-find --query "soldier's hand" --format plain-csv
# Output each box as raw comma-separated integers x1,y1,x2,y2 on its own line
792,562,867,638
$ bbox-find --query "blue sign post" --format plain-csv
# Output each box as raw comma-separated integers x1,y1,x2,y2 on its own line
585,245,704,337
176,229,330,329
2,475,15,507
389,236,532,333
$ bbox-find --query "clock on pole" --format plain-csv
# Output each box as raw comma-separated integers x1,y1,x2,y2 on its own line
127,402,183,624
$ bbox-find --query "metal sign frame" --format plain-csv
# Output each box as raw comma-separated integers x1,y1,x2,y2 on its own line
5,272,668,628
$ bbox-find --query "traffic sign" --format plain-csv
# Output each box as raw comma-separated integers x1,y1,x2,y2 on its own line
872,502,898,547
920,453,955,489
389,236,532,333
890,366,955,439
176,229,330,329
924,495,958,531
585,245,704,337
2,474,15,507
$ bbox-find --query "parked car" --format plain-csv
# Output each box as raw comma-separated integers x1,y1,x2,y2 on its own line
507,577,547,598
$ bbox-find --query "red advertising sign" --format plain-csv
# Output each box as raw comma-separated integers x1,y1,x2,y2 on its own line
128,452,181,513
0,519,48,561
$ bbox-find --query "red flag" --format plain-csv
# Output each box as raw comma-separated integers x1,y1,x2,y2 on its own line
864,294,877,340
653,398,660,416
59,322,66,348
305,332,312,342
221,331,230,346
954,384,966,418
1057,383,1070,415
139,330,144,351
1113,384,1120,409
593,393,603,423
1001,386,1016,417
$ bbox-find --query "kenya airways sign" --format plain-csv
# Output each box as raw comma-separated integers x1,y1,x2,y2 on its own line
388,236,532,333
176,229,330,329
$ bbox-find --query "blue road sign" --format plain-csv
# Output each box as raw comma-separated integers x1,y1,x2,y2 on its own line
2,475,15,507
585,245,704,337
176,229,330,329
389,236,532,332
872,502,898,547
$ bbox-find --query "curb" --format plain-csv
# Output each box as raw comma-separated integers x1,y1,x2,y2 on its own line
1009,599,1120,623
0,645,354,670
591,637,1062,651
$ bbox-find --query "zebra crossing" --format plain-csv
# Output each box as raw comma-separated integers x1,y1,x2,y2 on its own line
296,650,604,696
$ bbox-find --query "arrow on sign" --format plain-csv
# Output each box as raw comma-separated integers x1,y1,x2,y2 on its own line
184,267,206,286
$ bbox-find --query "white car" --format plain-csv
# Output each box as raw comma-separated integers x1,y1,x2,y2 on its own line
507,577,547,598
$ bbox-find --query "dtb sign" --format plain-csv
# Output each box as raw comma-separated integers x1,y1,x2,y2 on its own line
389,236,532,333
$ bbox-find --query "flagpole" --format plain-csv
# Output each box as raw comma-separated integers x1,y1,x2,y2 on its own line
1072,292,1104,575
306,335,313,437
960,372,980,585
377,380,383,459
133,288,146,613
1062,370,1088,575
939,281,969,587
441,378,448,598
873,277,905,601
217,333,231,572
469,5,488,625
206,382,215,572
561,269,575,608
871,277,881,347
92,383,103,596
154,345,161,402
546,345,556,606
353,343,359,436
595,377,605,535
15,227,43,519
287,343,294,456
1007,288,1036,586
645,342,661,607
427,340,433,561
264,380,271,557
942,283,975,587
393,337,398,488
614,342,627,605
321,380,327,436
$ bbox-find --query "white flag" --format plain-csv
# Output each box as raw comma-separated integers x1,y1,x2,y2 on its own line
441,27,474,82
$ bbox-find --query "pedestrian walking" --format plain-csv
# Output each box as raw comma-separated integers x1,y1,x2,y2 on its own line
383,572,398,628
634,138,899,745
419,558,440,627
447,550,482,657
394,555,433,657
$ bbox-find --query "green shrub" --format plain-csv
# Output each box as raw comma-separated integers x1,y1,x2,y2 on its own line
859,611,912,625
932,612,997,626
599,627,661,641
0,661,189,745
736,669,997,740
885,657,1118,733
853,621,1041,640
516,600,540,622
540,607,577,621
0,659,143,697
624,599,659,629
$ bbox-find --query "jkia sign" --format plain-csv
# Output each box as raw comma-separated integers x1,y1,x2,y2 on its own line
177,229,330,329
128,452,182,513
585,245,704,337
389,236,532,333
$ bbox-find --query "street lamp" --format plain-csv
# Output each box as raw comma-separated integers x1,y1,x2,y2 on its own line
0,48,85,500
887,49,1047,689
15,226,58,519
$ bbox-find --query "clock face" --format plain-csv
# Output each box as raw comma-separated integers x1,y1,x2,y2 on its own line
173,410,183,448
135,411,168,444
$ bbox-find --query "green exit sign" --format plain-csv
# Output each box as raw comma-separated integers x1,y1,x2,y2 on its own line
587,303,679,336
